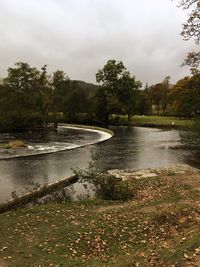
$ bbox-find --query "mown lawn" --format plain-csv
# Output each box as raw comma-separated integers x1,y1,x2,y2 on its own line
110,115,193,127
133,115,193,127
1,168,200,266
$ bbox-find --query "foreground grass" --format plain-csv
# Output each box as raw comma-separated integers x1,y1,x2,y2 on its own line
1,168,200,266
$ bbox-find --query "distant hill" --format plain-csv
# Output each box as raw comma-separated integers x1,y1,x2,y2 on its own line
72,80,99,97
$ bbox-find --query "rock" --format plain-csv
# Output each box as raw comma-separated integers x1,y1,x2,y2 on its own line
107,164,200,181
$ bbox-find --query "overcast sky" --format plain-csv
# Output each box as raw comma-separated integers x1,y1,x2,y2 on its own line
0,0,197,86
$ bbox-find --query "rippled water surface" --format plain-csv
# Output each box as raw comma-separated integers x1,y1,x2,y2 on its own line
0,126,190,202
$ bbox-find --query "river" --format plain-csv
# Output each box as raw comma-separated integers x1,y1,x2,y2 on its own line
0,125,190,203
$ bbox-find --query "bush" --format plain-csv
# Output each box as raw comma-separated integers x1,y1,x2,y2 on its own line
73,154,134,201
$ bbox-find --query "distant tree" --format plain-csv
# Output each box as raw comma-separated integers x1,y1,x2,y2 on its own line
63,81,91,122
2,62,48,130
148,76,171,115
136,89,149,115
4,62,40,110
0,62,100,130
170,69,200,117
38,65,52,118
94,87,109,123
96,60,141,122
169,76,191,116
51,70,70,114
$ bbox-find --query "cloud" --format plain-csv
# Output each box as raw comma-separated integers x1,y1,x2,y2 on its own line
0,0,196,85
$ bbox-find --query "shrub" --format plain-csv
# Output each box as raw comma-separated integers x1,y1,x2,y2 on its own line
73,153,134,201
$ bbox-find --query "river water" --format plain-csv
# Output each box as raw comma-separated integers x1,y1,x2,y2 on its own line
0,125,191,203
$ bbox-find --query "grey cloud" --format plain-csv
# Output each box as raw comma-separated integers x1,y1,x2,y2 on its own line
0,0,196,85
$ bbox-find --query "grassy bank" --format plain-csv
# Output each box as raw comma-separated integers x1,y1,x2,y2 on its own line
1,166,200,266
133,116,193,128
110,115,193,128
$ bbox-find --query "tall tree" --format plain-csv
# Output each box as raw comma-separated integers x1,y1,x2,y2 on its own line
170,76,192,116
171,70,200,162
148,76,171,115
2,62,46,129
96,60,141,122
63,81,90,122
136,89,149,115
51,70,70,113
0,62,62,130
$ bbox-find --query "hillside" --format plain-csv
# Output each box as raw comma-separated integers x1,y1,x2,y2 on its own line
72,80,99,97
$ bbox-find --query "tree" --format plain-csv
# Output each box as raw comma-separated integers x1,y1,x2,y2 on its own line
94,86,109,122
178,0,200,67
136,89,149,115
2,62,47,130
177,1,200,162
170,70,200,117
96,60,142,122
51,70,70,115
63,81,90,122
148,76,171,115
170,76,192,116
38,64,52,120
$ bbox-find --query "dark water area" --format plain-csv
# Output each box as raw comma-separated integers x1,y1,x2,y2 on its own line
0,126,191,203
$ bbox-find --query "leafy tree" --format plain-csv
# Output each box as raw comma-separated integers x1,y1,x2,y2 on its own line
51,70,71,123
0,62,101,130
136,89,149,115
4,62,40,111
1,62,48,130
148,76,171,115
169,76,191,116
170,69,200,117
63,81,91,122
94,87,109,123
96,60,141,122
177,1,200,162
178,0,200,67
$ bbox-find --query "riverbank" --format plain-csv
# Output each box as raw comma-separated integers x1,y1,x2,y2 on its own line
110,115,193,129
1,164,200,267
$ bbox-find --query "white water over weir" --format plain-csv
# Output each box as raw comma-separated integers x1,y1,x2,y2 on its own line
58,124,113,144
0,124,113,159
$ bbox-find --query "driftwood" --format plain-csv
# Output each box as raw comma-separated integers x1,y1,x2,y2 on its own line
0,175,79,214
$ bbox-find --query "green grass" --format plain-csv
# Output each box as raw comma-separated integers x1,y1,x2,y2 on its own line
133,115,193,127
110,114,193,127
1,171,200,266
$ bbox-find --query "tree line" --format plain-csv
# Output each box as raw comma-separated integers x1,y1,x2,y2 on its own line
138,69,200,118
0,60,142,131
0,59,200,131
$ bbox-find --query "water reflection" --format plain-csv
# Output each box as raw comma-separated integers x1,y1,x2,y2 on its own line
94,126,185,170
0,126,190,203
